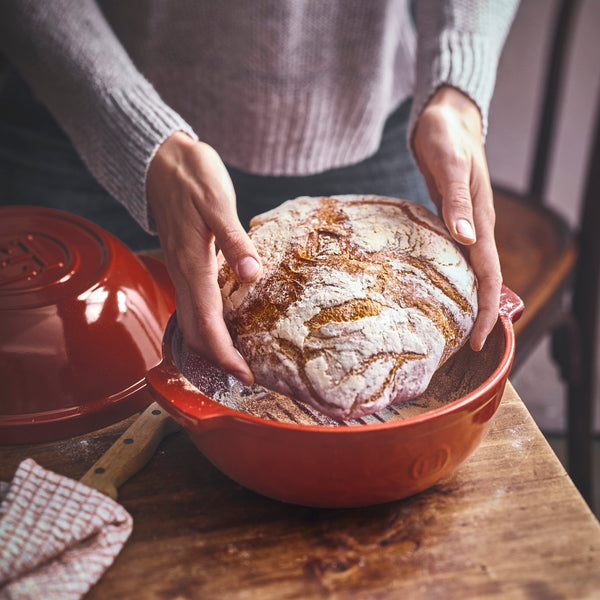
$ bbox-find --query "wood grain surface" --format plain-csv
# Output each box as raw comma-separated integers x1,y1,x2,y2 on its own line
1,382,599,600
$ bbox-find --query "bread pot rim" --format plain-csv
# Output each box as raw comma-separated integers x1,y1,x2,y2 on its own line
146,285,523,434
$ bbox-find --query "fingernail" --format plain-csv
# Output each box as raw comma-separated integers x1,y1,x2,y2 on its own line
471,336,485,352
234,370,254,386
237,256,260,281
456,218,475,242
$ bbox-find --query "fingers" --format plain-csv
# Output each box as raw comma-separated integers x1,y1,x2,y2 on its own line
189,141,263,284
203,210,262,284
424,140,478,247
440,183,501,350
441,181,476,245
430,154,501,349
469,266,502,351
171,243,255,385
412,88,502,351
147,133,259,383
460,166,502,351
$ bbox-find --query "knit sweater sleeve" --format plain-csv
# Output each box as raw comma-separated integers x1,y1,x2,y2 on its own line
0,0,197,233
408,0,519,147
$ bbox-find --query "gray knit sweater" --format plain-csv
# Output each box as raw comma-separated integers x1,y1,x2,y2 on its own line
0,0,518,233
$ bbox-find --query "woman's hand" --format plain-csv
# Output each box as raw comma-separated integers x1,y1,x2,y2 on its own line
412,85,502,351
147,132,262,384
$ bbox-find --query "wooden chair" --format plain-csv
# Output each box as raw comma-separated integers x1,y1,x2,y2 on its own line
493,0,599,504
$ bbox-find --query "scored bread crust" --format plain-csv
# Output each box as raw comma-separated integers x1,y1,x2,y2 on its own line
218,195,478,420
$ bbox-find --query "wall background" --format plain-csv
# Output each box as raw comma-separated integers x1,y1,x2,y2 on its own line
485,0,600,434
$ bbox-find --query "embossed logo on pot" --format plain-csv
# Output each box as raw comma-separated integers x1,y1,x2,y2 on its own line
411,446,451,480
0,235,69,290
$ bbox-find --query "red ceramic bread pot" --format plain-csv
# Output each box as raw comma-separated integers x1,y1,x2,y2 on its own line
0,206,175,444
147,286,523,508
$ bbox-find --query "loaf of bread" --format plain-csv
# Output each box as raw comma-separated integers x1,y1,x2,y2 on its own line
218,195,478,420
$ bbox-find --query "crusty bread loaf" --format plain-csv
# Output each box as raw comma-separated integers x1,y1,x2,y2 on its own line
218,195,478,420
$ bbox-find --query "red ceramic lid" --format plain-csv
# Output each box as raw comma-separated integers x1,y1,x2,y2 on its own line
0,206,175,444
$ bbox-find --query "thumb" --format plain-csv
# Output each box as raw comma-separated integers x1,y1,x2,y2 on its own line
441,180,477,246
211,215,263,282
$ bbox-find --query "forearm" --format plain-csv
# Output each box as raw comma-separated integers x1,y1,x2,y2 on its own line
409,0,519,147
0,0,196,233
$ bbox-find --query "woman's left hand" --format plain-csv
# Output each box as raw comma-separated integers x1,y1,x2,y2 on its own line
412,85,502,351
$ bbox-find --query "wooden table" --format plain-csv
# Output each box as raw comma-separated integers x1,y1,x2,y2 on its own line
1,382,599,599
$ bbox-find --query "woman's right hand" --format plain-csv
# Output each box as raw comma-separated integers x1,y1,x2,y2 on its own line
147,132,262,385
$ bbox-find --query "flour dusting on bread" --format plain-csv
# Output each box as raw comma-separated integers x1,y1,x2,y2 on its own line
218,195,478,420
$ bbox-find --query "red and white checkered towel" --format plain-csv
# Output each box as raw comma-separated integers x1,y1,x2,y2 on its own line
0,459,133,600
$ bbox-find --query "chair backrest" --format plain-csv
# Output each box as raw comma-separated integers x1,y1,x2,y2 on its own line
521,0,599,271
527,0,580,206
572,68,600,370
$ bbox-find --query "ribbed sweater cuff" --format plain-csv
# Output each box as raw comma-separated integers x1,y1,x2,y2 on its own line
408,29,501,152
91,83,198,234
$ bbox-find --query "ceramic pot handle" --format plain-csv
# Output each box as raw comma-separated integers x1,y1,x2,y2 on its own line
79,401,182,500
146,355,242,430
499,285,524,323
